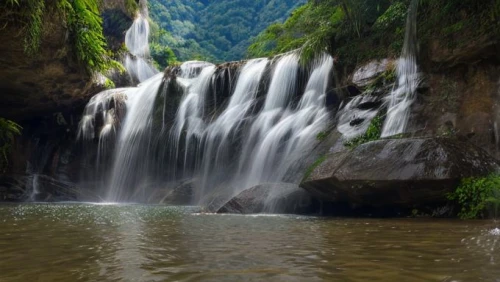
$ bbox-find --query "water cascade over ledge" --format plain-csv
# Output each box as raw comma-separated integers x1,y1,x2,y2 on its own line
78,53,335,205
124,0,158,83
381,0,420,137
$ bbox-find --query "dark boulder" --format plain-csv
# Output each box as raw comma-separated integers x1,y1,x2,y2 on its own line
301,138,500,208
217,183,315,214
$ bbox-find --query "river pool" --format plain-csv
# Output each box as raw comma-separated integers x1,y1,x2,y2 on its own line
0,203,498,281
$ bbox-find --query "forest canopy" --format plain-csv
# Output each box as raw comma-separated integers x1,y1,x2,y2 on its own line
148,0,306,62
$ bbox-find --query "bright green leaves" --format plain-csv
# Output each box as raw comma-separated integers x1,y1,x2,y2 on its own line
58,0,112,73
0,118,22,173
344,114,384,149
448,175,500,219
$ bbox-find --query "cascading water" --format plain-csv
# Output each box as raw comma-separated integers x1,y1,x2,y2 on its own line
381,0,420,137
170,62,216,176
196,58,269,200
106,74,165,201
236,53,300,177
238,54,332,191
124,0,158,83
78,51,335,205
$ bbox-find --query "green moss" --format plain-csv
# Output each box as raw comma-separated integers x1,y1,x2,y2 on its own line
316,131,329,141
448,174,500,219
24,0,45,55
302,155,327,182
104,78,115,89
124,0,139,16
419,0,499,50
344,114,385,149
365,66,396,91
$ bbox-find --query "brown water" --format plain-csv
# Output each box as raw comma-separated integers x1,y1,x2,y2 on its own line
0,203,499,282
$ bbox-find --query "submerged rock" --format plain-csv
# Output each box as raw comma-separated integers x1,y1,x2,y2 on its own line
301,138,500,208
217,183,315,214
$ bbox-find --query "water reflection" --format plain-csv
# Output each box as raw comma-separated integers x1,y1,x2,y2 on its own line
0,204,499,281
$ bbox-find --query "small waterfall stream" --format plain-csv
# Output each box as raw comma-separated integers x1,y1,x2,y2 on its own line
124,0,158,83
381,0,420,137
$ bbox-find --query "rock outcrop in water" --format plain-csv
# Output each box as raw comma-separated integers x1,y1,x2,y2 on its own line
301,138,500,210
216,183,315,214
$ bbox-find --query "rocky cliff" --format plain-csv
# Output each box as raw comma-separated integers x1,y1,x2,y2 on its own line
0,0,137,200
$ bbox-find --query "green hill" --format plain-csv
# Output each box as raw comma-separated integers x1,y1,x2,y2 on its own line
148,0,306,62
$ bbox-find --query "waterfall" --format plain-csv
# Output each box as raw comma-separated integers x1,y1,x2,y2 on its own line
170,62,216,177
381,0,420,137
78,52,334,204
238,54,332,191
196,58,269,200
124,1,158,83
106,74,164,201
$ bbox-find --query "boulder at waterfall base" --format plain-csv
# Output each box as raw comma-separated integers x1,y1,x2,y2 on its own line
301,138,500,210
217,183,315,214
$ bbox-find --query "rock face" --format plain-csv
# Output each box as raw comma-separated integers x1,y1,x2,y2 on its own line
217,183,315,214
352,59,392,88
0,6,93,120
301,138,500,208
0,1,134,120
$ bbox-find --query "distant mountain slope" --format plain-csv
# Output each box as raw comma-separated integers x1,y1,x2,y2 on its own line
148,0,306,62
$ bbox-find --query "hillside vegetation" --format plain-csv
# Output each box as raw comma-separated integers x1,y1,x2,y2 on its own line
148,0,306,62
248,0,500,71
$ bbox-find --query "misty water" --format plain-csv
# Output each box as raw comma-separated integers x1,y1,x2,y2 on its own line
1,203,499,282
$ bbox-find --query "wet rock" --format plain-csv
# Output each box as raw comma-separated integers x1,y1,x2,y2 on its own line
352,59,392,88
337,95,382,140
0,174,80,202
301,138,500,208
217,183,315,214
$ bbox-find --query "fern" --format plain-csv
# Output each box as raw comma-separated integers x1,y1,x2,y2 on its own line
0,118,22,173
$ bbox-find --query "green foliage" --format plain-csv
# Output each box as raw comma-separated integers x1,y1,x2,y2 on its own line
316,131,329,141
125,0,139,16
3,0,120,74
448,175,500,219
0,118,22,173
373,1,407,31
150,42,178,69
23,0,45,55
2,0,46,55
344,114,384,149
148,0,305,62
58,0,118,73
104,78,115,89
248,0,395,65
419,0,499,49
302,155,327,182
366,65,396,91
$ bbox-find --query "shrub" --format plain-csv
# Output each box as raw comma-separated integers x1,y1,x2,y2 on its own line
4,0,122,74
448,175,500,219
0,118,22,173
344,114,384,149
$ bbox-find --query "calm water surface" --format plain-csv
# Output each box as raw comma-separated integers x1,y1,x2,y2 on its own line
0,203,499,281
